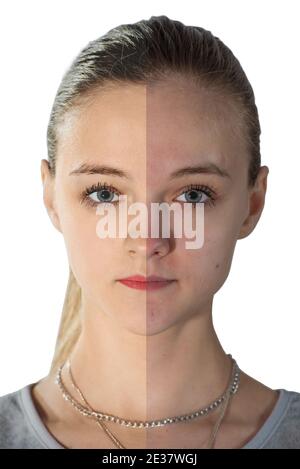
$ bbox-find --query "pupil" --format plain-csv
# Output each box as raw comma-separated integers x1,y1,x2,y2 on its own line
98,190,111,201
188,190,200,201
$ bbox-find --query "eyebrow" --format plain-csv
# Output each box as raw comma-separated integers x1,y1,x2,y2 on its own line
69,163,132,180
69,162,231,180
169,163,231,180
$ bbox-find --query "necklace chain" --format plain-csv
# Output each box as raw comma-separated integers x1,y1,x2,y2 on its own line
63,355,238,449
66,361,127,449
55,354,240,430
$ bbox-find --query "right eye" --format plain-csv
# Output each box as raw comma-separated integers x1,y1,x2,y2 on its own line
80,182,121,208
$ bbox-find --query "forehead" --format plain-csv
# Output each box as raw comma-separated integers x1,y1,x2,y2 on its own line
56,79,247,180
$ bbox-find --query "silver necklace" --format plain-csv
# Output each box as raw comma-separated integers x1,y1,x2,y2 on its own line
61,355,237,449
55,353,240,429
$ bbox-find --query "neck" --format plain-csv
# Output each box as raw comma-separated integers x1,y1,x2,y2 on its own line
65,296,232,421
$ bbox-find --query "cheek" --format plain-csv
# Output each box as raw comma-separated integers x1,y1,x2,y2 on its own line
196,195,247,277
59,207,117,286
176,219,238,296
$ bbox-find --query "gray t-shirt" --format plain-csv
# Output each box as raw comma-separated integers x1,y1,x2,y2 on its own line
0,383,300,448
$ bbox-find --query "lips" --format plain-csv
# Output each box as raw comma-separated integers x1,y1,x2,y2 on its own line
117,275,176,291
119,275,174,282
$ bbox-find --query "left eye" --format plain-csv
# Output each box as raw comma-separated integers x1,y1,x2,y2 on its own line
176,189,209,204
88,189,119,204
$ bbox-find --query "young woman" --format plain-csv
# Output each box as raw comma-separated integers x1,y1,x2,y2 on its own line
1,15,299,449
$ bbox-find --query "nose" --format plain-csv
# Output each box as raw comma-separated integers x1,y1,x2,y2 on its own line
124,199,172,259
126,236,171,259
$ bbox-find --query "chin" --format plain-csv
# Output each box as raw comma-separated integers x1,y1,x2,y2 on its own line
117,309,181,337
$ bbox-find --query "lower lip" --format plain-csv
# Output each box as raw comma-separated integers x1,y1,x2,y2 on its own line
117,280,175,290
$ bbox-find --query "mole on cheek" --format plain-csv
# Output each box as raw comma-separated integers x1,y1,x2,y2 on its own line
215,263,220,269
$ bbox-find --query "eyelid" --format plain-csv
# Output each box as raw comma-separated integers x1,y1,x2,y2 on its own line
174,183,217,197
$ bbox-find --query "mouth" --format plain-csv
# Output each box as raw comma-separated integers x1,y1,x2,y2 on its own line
117,275,176,291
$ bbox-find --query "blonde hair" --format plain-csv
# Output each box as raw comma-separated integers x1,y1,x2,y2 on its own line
47,15,262,372
49,267,82,375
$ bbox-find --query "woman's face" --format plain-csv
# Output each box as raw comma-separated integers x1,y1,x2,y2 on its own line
41,77,267,335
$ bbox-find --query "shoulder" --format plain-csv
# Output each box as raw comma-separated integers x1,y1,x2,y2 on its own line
0,384,44,449
278,389,300,431
261,389,300,449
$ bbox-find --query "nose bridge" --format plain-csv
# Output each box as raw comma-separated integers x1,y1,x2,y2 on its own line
123,176,173,259
125,200,171,259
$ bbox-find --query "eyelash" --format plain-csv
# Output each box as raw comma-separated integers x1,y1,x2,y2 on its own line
80,181,217,209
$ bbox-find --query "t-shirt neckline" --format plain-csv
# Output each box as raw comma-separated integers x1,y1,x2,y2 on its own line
19,384,291,449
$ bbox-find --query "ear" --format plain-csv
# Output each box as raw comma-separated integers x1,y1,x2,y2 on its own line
238,165,269,240
40,159,62,233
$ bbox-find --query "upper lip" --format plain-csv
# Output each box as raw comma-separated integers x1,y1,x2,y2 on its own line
118,275,175,282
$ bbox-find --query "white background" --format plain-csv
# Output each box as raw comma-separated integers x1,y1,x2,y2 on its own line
0,0,299,396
